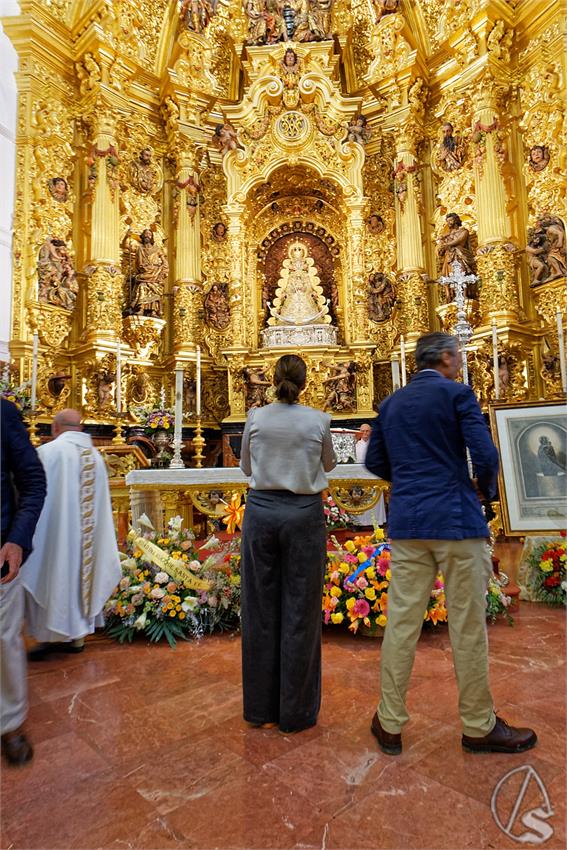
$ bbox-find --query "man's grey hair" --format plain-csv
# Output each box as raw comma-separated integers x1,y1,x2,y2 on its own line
415,332,458,370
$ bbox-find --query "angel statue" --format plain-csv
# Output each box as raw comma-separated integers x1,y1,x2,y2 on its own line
211,122,241,156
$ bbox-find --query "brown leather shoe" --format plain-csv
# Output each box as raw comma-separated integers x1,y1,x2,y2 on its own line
1,729,33,766
371,712,402,755
462,716,537,754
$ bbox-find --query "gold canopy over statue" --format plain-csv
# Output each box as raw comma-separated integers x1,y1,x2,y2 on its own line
268,241,331,327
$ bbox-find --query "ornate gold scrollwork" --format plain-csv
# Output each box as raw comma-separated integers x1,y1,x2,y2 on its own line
329,480,389,514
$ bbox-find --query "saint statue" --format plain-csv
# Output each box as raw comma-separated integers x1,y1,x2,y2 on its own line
131,229,169,317
436,122,466,172
437,213,477,279
368,273,396,322
204,283,230,330
48,177,69,203
267,240,331,327
37,237,78,311
129,147,162,195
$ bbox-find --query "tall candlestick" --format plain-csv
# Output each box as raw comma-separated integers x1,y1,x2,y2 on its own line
116,341,122,414
491,321,500,400
390,356,400,391
557,311,567,394
400,336,407,387
30,331,39,412
170,365,185,469
196,346,201,416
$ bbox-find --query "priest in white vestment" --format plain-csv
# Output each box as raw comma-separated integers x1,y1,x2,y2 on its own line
351,423,387,528
22,410,121,655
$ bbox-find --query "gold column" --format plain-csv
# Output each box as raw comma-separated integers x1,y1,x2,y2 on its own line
472,88,520,322
226,206,246,351
86,114,121,339
394,126,429,339
348,200,368,345
173,150,202,355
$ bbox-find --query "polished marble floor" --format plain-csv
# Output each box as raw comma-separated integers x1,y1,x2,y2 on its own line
2,602,564,850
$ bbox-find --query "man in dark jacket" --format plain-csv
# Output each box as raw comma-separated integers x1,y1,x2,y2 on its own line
365,332,536,755
1,397,47,765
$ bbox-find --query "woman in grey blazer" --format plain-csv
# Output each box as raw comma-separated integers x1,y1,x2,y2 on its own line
239,354,337,733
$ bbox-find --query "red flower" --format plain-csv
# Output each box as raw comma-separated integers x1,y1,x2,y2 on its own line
544,574,561,588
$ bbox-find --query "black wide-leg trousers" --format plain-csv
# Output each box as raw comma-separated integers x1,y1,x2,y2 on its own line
240,489,327,732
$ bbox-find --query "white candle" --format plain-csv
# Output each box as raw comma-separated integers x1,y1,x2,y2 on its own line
116,341,122,414
196,346,201,416
491,321,500,400
391,356,400,391
174,366,183,440
400,336,407,387
30,331,39,412
557,311,567,394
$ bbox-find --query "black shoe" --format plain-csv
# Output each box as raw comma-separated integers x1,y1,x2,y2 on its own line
371,712,402,755
1,730,33,766
28,640,85,661
27,643,53,661
462,716,537,754
279,720,317,735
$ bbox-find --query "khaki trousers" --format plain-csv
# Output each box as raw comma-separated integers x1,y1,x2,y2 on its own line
0,575,27,734
377,538,496,738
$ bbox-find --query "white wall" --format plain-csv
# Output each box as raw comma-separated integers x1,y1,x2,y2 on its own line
0,1,20,361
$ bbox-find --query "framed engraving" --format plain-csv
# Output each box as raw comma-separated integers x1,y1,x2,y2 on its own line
489,400,567,535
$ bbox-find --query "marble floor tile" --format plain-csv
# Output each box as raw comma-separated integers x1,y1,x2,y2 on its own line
4,602,564,850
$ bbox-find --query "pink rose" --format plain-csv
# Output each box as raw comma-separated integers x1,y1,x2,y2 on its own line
180,541,192,550
353,599,370,618
356,576,368,590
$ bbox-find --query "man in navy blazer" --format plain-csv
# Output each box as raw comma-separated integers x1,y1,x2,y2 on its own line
365,332,536,756
1,398,47,765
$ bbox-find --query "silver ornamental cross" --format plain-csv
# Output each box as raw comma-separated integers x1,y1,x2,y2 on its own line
438,261,477,385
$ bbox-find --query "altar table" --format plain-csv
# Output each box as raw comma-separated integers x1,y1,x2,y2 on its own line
125,464,388,533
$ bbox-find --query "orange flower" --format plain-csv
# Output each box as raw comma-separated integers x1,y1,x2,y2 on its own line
222,493,245,534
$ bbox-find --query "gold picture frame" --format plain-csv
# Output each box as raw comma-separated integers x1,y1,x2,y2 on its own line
489,399,567,536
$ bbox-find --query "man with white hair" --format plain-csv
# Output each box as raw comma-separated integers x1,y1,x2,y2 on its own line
351,423,386,528
22,410,121,659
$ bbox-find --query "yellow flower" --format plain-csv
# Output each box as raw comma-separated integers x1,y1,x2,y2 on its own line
178,612,186,620
151,421,158,428
169,610,176,617
330,586,342,598
374,528,385,541
344,540,356,553
357,552,367,563
331,612,344,624
365,587,376,601
376,614,387,627
540,561,553,573
181,554,188,561
133,549,142,559
385,569,392,581
365,568,376,580
346,598,356,610
339,562,350,574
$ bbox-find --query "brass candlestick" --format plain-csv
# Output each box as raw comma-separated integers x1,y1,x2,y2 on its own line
192,416,205,468
112,413,128,445
28,410,41,447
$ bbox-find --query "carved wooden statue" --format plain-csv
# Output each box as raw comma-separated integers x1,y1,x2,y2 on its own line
37,237,78,311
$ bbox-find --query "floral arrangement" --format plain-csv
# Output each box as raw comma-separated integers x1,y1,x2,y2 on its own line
105,516,241,647
143,408,175,435
528,539,567,606
323,494,349,530
0,374,31,416
424,575,448,626
486,574,514,623
323,531,391,633
323,532,514,634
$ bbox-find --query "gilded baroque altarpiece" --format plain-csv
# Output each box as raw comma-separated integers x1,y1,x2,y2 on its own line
3,0,566,429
